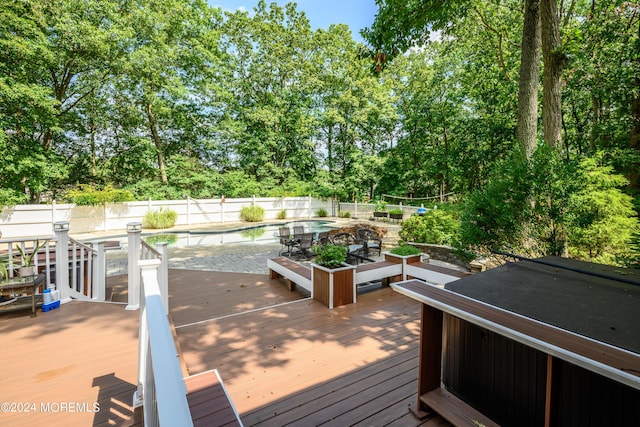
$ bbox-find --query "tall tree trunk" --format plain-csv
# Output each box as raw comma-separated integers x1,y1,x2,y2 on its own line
517,0,541,159
146,103,168,184
629,22,640,201
541,0,565,148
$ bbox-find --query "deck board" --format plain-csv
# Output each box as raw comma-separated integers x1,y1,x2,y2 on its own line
3,269,446,427
0,299,141,426
171,278,445,426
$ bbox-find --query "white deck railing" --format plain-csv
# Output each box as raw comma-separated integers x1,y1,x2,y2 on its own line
134,259,193,427
126,223,169,312
0,227,107,302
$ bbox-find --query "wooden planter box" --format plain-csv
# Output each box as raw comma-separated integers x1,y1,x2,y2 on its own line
389,212,404,222
384,252,424,281
372,211,388,221
311,263,356,309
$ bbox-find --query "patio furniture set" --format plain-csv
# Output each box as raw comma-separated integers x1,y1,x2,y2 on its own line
278,226,382,263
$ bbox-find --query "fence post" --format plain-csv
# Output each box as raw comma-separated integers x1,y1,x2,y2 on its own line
156,242,169,315
93,241,106,301
308,195,312,218
186,196,191,226
126,222,142,310
221,195,225,224
53,221,71,303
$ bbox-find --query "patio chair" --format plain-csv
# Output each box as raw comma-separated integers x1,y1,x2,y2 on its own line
315,231,330,246
278,227,296,256
329,232,364,264
293,232,315,259
355,228,382,256
292,225,305,239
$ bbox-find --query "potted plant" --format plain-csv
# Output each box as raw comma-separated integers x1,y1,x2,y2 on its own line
311,244,356,309
15,239,46,277
384,245,424,281
388,208,404,222
372,201,388,221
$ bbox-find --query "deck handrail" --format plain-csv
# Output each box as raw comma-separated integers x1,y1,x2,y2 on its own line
135,259,193,427
0,231,107,302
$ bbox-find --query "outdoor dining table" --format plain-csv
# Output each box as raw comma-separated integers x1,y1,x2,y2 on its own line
0,274,45,317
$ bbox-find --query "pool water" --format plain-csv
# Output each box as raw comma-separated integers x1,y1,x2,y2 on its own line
140,220,335,248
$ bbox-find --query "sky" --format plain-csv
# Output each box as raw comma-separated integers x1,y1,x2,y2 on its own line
210,0,379,43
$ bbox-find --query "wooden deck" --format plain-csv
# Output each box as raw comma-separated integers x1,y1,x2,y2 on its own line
2,269,447,426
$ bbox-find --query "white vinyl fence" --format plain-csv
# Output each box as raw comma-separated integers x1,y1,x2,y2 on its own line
0,196,332,238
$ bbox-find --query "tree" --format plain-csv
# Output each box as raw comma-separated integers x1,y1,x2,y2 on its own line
516,0,541,158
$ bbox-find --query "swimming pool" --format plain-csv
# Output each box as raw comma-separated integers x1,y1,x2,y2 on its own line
139,220,336,248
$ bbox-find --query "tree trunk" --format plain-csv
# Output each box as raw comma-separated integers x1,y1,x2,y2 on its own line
541,0,565,149
516,0,541,159
628,20,640,202
146,103,168,184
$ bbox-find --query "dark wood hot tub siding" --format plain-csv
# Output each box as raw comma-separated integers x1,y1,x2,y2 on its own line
442,315,547,426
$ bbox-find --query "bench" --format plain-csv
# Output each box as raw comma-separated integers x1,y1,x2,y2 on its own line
267,257,312,294
185,369,243,427
355,261,402,286
404,262,471,287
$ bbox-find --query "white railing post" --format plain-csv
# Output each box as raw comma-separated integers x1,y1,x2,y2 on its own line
133,264,149,409
93,241,106,301
126,222,142,310
53,221,71,303
156,242,169,315
308,195,312,218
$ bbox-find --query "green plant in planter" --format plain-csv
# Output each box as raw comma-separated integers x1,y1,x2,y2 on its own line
313,244,347,268
389,244,422,256
15,239,47,267
374,200,387,211
0,254,9,280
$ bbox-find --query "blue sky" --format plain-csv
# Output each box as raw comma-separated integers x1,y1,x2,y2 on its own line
210,0,379,43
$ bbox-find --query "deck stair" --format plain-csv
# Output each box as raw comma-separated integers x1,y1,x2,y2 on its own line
185,370,243,427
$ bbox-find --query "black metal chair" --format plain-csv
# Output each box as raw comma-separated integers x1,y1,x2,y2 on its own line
278,227,296,256
355,228,382,256
329,232,364,264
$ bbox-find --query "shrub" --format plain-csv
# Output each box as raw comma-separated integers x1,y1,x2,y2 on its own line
313,244,347,268
316,208,328,217
389,245,422,256
66,184,134,205
240,204,265,222
339,211,351,218
143,209,178,229
388,208,403,215
277,209,287,219
400,208,460,245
